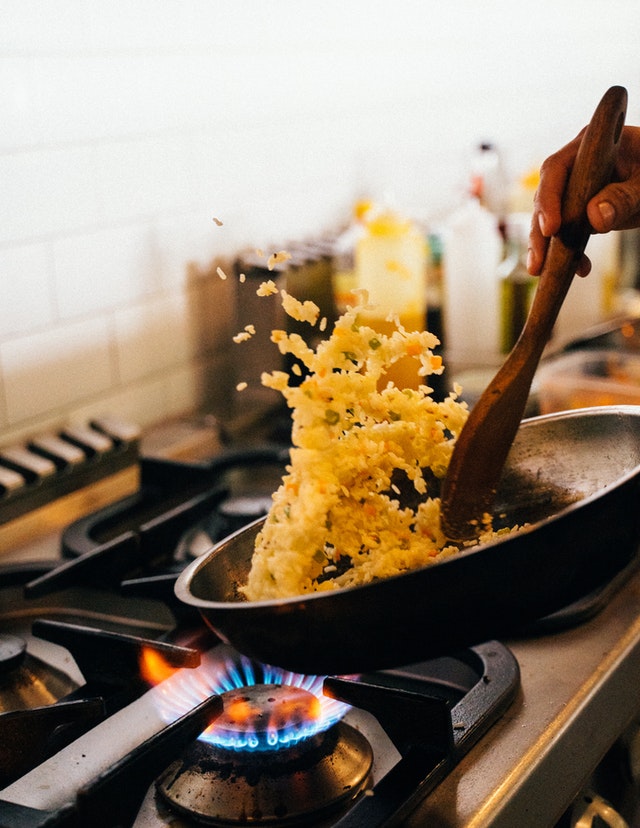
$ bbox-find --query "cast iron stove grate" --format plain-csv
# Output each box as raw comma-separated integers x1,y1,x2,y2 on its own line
0,640,519,827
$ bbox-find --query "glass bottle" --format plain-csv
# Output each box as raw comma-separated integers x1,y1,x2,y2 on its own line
499,217,537,353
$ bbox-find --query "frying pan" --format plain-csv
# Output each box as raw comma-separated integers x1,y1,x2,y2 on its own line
175,406,640,674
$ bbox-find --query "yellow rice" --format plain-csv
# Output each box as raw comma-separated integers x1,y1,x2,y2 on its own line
240,287,494,602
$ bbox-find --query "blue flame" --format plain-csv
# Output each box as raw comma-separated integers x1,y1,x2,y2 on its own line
152,645,351,752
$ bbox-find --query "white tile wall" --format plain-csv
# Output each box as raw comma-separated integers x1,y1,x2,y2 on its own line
1,0,640,444
2,318,114,422
0,244,54,337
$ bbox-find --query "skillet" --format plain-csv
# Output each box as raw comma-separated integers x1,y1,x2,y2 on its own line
175,406,640,674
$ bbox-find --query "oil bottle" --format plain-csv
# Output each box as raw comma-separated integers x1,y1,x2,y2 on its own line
499,215,537,353
354,207,428,389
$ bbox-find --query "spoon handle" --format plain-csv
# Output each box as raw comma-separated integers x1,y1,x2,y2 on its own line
440,85,628,542
524,84,628,353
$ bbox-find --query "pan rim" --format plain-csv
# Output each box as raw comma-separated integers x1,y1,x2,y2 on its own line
174,404,640,612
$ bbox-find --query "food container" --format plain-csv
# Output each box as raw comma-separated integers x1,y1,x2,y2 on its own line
537,349,640,413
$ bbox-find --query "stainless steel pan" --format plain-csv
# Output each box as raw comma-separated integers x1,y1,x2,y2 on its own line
175,406,640,674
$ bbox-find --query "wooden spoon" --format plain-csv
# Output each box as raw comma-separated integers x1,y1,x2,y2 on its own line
440,85,628,541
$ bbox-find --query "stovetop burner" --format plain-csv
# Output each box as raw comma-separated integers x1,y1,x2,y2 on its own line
0,633,79,713
157,698,373,826
0,637,519,828
152,654,373,824
144,641,519,827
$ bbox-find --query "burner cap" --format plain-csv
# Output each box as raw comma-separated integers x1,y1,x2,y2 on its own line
0,637,79,714
0,635,26,675
210,684,321,750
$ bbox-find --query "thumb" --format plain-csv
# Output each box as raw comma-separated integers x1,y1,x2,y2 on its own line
587,179,640,233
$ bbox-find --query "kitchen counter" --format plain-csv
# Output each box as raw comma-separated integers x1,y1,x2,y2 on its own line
407,557,640,826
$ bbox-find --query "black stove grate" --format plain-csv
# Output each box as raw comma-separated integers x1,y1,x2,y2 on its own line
0,696,222,828
0,640,519,828
21,446,290,602
0,620,202,787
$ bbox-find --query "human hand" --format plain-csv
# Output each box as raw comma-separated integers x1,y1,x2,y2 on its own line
527,125,640,277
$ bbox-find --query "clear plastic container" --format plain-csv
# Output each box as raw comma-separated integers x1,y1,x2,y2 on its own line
536,349,640,413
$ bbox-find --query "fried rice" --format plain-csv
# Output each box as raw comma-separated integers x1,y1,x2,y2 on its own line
238,286,492,601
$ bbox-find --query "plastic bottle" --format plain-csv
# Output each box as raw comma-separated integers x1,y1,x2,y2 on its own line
354,208,429,389
441,197,503,368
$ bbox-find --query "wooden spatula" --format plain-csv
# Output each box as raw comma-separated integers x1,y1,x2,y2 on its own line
440,85,628,541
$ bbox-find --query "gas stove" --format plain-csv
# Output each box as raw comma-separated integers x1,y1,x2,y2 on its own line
0,415,640,827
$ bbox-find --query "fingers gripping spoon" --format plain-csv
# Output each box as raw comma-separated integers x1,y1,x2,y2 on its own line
440,86,627,542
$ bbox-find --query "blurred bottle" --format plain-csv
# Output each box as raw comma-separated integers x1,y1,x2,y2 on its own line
232,250,288,409
355,207,429,389
509,162,621,347
285,238,338,336
508,165,540,215
470,141,508,243
442,196,503,368
498,214,537,353
554,230,621,345
332,200,374,314
426,231,444,335
613,228,640,316
426,229,447,399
